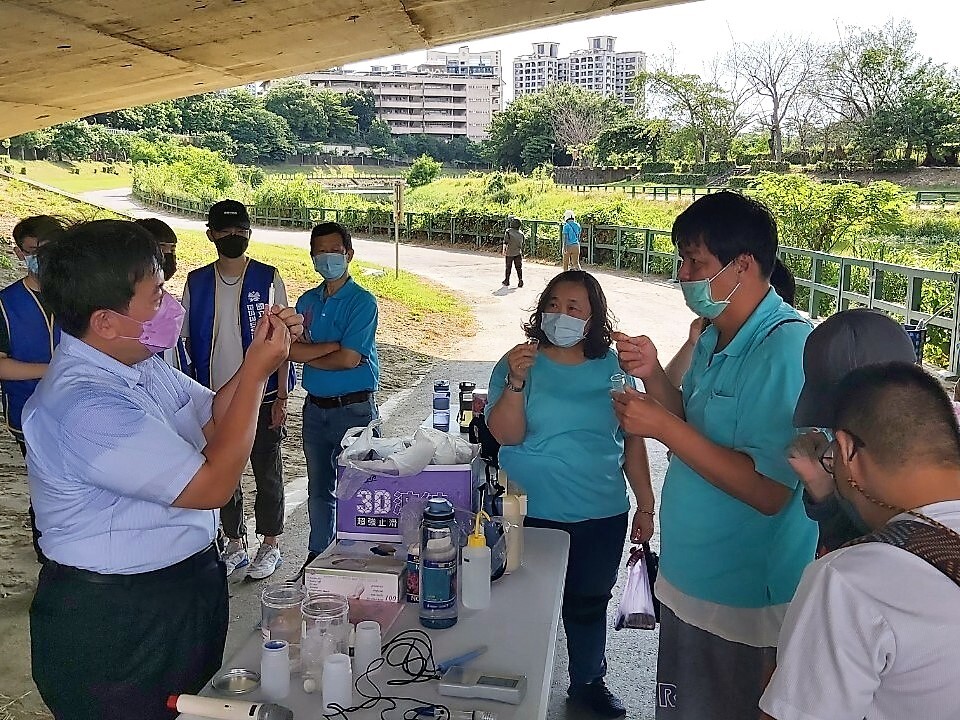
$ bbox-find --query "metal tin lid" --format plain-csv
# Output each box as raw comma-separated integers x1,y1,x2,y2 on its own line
211,668,261,694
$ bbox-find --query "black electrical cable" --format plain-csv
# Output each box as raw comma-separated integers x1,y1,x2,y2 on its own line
320,629,451,720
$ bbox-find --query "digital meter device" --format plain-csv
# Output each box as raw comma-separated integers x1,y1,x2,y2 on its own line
437,667,526,705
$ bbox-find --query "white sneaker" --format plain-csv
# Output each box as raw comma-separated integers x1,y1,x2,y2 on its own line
247,543,282,580
223,541,249,577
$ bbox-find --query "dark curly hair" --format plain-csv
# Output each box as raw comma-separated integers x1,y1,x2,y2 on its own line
523,270,614,359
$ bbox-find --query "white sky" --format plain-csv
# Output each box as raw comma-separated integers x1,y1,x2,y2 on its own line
345,0,959,101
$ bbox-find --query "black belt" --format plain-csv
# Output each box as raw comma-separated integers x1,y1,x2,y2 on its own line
308,390,372,409
44,544,220,587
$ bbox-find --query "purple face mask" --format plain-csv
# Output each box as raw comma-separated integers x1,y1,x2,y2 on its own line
113,291,186,353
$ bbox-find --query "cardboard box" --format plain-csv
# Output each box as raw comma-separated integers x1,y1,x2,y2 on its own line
304,540,406,603
336,458,480,543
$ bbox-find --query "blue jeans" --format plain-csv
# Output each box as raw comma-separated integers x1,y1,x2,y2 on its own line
302,396,378,554
525,512,628,688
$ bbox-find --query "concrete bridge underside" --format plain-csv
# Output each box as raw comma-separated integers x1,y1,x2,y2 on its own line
0,0,696,138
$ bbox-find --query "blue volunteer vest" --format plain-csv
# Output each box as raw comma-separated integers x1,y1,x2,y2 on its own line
186,260,295,400
0,280,61,439
157,337,192,375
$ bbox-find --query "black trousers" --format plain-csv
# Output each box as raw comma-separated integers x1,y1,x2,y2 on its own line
504,254,523,283
220,402,286,539
31,545,228,720
15,437,46,563
525,512,628,687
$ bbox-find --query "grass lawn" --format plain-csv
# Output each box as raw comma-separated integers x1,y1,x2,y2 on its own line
1,174,473,346
1,159,133,193
171,229,468,311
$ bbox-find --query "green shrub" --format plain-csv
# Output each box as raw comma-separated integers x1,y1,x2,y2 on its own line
640,162,676,174
637,173,708,186
750,160,791,174
680,160,737,175
406,154,442,188
873,158,918,172
728,176,759,189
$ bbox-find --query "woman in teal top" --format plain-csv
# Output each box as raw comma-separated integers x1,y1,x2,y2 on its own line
487,270,655,719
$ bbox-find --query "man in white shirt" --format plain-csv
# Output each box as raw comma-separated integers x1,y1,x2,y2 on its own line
761,362,960,720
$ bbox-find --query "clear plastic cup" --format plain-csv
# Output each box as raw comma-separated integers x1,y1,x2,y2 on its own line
610,372,627,395
261,583,305,670
301,593,350,686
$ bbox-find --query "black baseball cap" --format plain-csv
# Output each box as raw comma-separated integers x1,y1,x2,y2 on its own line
207,199,250,231
794,308,918,428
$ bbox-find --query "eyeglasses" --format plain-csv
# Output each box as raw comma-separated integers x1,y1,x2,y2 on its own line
818,430,865,475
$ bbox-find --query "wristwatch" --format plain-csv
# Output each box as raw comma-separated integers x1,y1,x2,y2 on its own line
505,376,525,392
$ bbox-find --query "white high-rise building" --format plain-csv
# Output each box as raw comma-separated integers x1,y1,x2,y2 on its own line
420,46,503,112
513,37,645,108
296,46,501,141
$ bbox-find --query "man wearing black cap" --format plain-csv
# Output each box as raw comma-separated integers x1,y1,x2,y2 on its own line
182,200,295,580
789,308,919,554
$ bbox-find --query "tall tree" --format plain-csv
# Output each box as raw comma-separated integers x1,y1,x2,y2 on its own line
264,80,329,140
587,117,665,165
550,85,629,165
819,19,920,124
49,120,96,161
343,91,377,133
637,68,737,161
735,35,819,161
857,65,960,164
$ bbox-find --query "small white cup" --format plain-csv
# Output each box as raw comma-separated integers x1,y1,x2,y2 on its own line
354,621,382,677
322,653,353,713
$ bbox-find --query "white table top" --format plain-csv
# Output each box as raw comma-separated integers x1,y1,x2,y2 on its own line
182,527,570,720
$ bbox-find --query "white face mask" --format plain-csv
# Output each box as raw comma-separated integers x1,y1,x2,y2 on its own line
541,312,589,347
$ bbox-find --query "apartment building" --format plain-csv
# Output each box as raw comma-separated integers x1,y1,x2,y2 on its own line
296,46,502,142
513,37,645,108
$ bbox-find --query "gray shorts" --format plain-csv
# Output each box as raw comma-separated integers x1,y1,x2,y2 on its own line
655,605,776,720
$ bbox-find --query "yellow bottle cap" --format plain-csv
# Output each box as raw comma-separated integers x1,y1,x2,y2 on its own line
468,510,490,547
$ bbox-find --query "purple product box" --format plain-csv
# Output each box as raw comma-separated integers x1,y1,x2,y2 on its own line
336,459,481,543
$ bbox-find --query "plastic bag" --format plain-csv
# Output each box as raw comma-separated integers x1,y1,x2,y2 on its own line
340,420,407,460
615,546,657,630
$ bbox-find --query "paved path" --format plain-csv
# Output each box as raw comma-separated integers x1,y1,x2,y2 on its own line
83,188,694,719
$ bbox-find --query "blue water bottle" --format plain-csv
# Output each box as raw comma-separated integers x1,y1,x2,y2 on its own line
419,497,459,629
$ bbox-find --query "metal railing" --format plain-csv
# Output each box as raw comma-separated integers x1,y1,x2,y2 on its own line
557,184,726,200
915,191,960,206
136,188,960,372
562,183,960,208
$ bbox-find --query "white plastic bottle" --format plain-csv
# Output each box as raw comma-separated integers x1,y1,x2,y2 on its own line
462,511,491,610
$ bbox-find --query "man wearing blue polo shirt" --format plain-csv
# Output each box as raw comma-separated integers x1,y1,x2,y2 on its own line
290,222,379,570
612,192,817,720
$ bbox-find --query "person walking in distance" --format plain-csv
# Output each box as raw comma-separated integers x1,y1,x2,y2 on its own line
503,217,525,288
562,210,582,272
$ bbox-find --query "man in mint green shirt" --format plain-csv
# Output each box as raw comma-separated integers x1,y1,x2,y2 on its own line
613,192,817,720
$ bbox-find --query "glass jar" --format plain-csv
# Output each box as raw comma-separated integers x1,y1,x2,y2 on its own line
301,593,350,685
261,582,306,670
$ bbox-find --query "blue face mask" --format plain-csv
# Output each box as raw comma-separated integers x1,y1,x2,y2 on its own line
24,254,40,276
680,260,740,320
313,252,348,280
541,312,589,348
